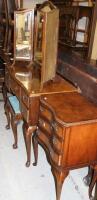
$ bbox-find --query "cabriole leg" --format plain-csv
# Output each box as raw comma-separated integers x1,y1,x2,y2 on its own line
32,130,38,166
11,114,18,149
83,166,94,186
89,165,97,200
51,167,69,200
23,121,36,167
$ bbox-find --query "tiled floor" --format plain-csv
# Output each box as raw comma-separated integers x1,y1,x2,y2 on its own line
0,99,91,200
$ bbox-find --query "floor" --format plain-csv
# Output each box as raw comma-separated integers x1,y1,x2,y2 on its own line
0,96,93,200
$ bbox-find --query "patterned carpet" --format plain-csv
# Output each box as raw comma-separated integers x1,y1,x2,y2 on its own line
0,96,92,200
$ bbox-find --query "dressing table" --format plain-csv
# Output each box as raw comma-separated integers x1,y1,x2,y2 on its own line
4,2,76,167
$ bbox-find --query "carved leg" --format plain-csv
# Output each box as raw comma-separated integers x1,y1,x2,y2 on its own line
5,103,10,129
94,182,97,200
22,122,29,164
22,121,27,150
52,167,69,200
83,166,94,186
32,130,38,166
22,122,27,150
11,114,18,149
23,121,36,167
89,165,97,200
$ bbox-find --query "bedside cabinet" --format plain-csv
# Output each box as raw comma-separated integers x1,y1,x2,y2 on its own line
33,91,97,200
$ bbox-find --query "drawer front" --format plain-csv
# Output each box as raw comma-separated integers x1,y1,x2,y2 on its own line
38,117,52,135
51,134,63,154
20,102,29,123
10,77,21,98
38,130,50,150
50,147,62,166
38,129,62,166
21,89,29,108
38,114,63,166
40,104,53,121
38,117,63,143
39,103,63,139
51,121,63,139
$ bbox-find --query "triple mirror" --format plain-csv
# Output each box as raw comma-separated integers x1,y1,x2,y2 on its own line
13,2,59,91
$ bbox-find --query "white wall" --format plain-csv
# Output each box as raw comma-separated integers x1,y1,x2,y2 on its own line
23,0,45,8
91,22,97,60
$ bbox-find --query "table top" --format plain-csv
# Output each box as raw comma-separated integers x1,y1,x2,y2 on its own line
7,64,76,96
40,92,97,126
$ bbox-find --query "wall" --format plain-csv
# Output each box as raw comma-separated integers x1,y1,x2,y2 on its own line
91,22,97,60
23,0,45,8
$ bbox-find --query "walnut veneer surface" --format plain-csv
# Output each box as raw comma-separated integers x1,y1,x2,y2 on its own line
33,91,97,200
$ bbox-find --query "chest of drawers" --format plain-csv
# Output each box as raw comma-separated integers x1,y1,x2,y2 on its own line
33,91,97,200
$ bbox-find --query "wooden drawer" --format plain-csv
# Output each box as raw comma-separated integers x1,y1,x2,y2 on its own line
20,102,29,123
38,128,62,166
40,104,53,121
51,121,63,140
51,134,63,154
10,77,21,98
39,102,63,139
21,89,29,108
38,117,52,134
50,147,62,166
38,116,63,166
38,117,63,151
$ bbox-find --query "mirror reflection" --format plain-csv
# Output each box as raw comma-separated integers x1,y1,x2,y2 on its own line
15,11,32,60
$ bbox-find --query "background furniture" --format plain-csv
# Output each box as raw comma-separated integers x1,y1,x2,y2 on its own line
58,5,93,57
0,0,8,50
51,0,96,59
57,45,97,104
6,0,19,55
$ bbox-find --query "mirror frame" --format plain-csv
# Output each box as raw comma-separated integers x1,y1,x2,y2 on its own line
14,8,34,62
34,1,59,87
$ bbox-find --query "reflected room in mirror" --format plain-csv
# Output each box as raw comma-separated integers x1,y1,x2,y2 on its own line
14,8,34,62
